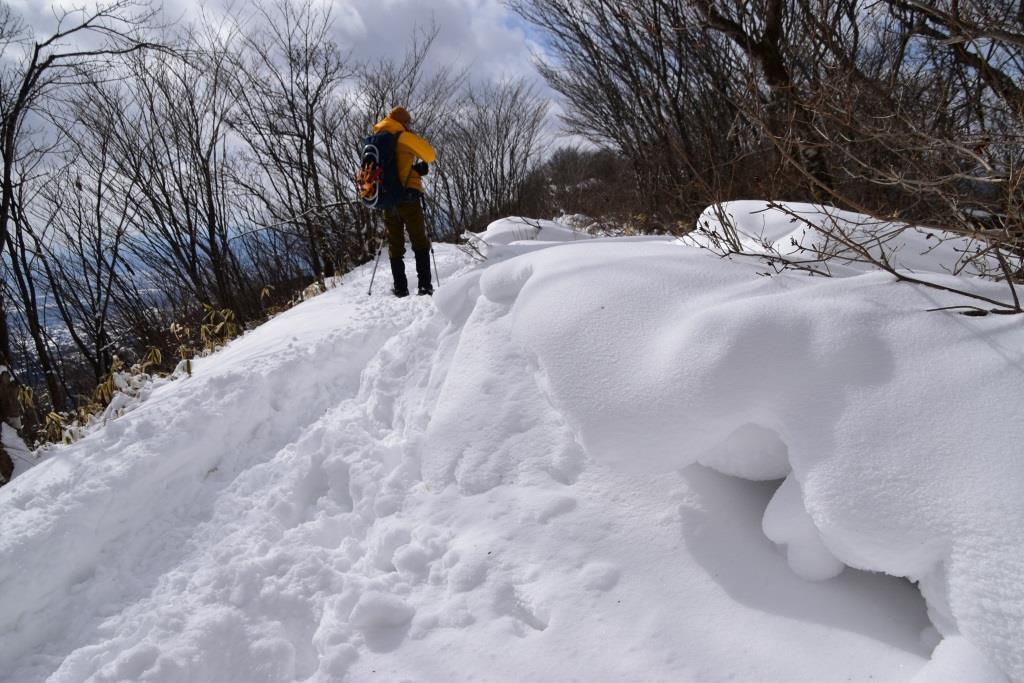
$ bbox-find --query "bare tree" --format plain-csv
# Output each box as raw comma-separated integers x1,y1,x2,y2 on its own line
432,79,549,232
513,0,1023,312
744,0,1024,308
0,0,161,374
229,0,356,284
32,99,140,385
105,28,251,318
525,146,637,224
509,0,759,226
5,166,70,408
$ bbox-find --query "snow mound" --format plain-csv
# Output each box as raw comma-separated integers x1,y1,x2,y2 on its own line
693,200,1005,276
473,216,589,245
1,209,1021,682
463,216,593,261
457,214,1020,680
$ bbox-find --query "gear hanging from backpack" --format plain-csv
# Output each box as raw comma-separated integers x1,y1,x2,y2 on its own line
356,131,404,210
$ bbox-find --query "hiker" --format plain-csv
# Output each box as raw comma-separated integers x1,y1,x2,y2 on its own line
372,106,437,297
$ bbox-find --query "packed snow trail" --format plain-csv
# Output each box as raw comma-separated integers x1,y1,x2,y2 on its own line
1,267,436,681
1,211,1020,681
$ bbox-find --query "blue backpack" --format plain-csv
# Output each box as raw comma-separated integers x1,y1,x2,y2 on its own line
356,131,403,210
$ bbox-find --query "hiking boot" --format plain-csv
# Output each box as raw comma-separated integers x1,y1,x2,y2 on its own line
413,248,432,296
389,257,408,297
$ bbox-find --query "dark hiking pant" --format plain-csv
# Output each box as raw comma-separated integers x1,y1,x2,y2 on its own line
385,196,432,294
384,198,430,258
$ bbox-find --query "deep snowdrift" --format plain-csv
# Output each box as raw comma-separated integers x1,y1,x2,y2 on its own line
1,206,1020,682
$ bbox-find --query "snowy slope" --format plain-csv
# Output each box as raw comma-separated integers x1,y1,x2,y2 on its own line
1,213,1021,682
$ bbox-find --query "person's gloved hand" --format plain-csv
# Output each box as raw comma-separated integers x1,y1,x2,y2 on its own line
413,160,429,176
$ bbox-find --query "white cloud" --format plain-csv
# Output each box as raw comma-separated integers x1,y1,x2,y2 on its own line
11,0,540,81
327,0,542,85
12,0,547,89
9,0,575,144
320,0,572,147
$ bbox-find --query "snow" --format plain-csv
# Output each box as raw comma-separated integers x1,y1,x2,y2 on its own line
475,216,589,245
1,208,1022,682
692,200,1012,277
763,474,845,581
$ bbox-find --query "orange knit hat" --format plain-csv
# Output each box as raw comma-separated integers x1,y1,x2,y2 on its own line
388,106,412,124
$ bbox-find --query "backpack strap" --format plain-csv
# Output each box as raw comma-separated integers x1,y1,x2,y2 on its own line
396,130,419,192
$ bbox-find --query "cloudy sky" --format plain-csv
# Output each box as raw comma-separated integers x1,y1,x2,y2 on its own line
11,0,549,81
10,0,564,121
324,0,546,83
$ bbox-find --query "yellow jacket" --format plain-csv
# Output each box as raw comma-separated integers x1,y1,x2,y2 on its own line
372,116,436,194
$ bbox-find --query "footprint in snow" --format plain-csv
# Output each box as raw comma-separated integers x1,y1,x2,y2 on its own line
579,562,621,592
349,591,415,653
534,495,578,524
492,582,549,636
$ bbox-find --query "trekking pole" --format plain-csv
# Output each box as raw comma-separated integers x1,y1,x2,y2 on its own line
421,189,442,288
431,246,441,288
367,218,386,296
367,243,383,296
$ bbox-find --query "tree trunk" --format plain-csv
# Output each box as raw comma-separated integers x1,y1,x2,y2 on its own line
0,369,22,486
